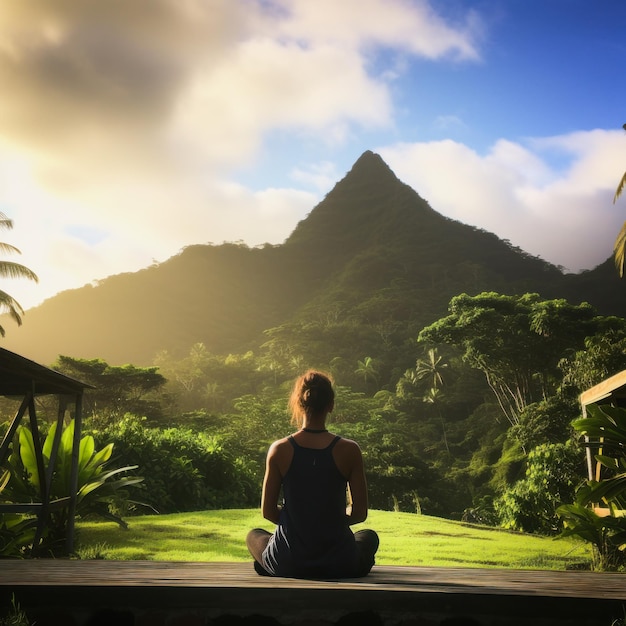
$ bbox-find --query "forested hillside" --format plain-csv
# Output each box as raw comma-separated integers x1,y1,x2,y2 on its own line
3,150,625,367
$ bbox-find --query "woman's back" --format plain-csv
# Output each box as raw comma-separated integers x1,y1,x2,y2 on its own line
283,436,348,543
263,435,359,578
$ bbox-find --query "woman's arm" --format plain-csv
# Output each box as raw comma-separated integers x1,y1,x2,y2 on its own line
261,441,285,525
345,442,368,525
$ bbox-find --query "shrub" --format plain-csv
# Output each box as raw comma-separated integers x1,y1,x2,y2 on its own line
495,441,583,534
93,415,257,513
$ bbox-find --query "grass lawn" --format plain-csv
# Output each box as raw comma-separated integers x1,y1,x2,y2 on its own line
76,509,592,570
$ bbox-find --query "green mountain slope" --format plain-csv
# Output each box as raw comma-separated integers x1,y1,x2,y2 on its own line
2,151,625,366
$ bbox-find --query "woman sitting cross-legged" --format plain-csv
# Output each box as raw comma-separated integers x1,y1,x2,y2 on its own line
246,370,379,579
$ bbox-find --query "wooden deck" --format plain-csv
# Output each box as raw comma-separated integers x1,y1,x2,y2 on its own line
2,561,626,625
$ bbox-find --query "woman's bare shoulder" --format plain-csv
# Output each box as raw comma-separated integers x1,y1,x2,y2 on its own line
267,437,292,456
335,437,363,455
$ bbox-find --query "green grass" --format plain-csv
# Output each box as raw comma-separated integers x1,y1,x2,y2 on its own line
75,509,592,570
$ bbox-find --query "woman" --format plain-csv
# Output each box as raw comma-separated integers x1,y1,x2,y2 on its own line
246,370,379,578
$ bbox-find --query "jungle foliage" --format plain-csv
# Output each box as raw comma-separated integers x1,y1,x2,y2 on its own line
2,291,622,536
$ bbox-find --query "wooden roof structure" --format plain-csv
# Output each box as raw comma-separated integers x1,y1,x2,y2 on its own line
0,347,92,554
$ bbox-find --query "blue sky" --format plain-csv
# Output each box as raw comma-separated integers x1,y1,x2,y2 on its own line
0,0,625,314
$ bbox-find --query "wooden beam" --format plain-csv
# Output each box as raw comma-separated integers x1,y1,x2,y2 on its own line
0,394,30,466
580,369,626,407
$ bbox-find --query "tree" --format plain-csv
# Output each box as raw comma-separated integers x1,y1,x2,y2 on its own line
0,212,38,336
416,348,449,452
53,356,166,423
418,293,603,427
559,329,626,395
355,356,379,386
415,347,448,390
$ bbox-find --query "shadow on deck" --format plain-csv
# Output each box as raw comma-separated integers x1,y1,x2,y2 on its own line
1,561,625,626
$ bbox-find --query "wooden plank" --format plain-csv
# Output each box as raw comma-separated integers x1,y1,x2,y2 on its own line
2,562,624,626
0,498,71,513
1,561,625,600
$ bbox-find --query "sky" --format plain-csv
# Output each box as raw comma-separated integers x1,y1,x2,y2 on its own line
1,0,625,312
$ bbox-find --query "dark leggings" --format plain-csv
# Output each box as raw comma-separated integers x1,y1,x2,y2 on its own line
246,528,379,578
354,528,379,576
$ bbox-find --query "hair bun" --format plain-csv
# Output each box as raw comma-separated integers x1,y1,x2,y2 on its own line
288,369,335,425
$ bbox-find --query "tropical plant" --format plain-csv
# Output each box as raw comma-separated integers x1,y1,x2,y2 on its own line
0,514,37,558
355,356,379,385
571,404,626,512
415,347,448,390
0,211,38,336
557,403,626,570
558,503,626,571
1,419,142,552
0,468,37,557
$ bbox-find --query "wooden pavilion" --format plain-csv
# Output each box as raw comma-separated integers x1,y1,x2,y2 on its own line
0,347,91,554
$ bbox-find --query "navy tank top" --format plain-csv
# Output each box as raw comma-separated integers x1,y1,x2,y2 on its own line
262,435,359,578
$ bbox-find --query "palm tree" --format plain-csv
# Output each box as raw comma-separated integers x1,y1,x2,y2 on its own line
613,124,626,277
415,347,448,389
0,212,38,336
355,356,379,385
417,348,450,453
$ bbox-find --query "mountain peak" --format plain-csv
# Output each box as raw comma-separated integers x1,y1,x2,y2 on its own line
345,150,398,183
284,150,428,253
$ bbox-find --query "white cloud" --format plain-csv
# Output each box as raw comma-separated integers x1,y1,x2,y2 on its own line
379,129,626,273
0,0,485,310
269,0,482,60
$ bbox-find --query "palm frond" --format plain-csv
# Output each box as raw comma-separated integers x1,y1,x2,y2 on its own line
0,212,13,231
0,261,38,282
614,221,626,278
0,242,22,256
615,172,626,204
0,289,24,328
